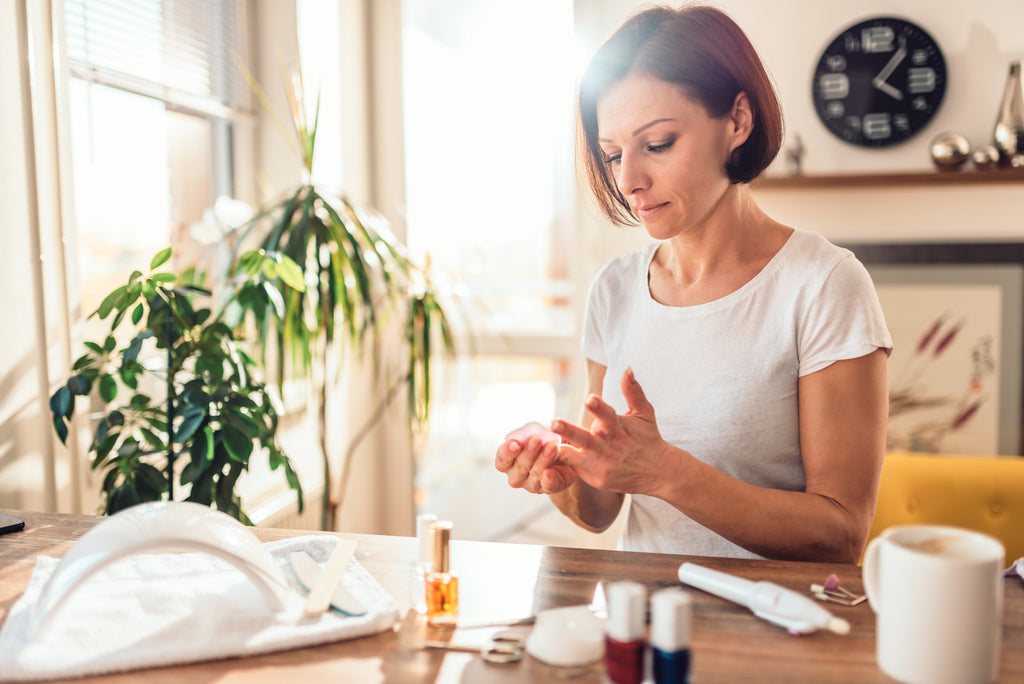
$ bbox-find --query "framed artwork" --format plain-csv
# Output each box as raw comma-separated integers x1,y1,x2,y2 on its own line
843,242,1024,455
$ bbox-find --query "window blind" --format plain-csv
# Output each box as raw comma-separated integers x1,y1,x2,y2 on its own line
63,0,248,119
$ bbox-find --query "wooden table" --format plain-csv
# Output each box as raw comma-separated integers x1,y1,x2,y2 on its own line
2,509,1023,683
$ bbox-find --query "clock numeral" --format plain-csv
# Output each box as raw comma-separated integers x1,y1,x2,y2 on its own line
893,114,910,132
912,96,929,111
826,101,844,118
907,67,936,94
861,26,895,53
911,49,930,66
863,113,892,140
819,72,849,100
825,54,846,71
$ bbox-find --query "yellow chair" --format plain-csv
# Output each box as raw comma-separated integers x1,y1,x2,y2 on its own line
867,451,1024,563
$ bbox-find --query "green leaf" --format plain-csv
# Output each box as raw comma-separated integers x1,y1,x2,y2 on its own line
98,374,118,403
152,272,177,284
189,424,214,464
52,415,68,444
224,408,260,438
140,427,165,450
262,259,279,281
90,419,109,451
103,335,117,353
131,302,144,325
119,367,138,390
49,386,71,418
97,286,127,319
276,255,306,291
221,424,253,463
108,483,141,514
175,407,206,443
136,463,167,496
180,461,200,485
102,467,120,493
68,373,92,396
150,247,173,270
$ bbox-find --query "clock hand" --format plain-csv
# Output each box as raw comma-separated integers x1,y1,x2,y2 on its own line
874,80,903,101
872,43,907,88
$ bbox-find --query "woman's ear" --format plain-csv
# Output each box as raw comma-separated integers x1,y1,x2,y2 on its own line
727,91,754,153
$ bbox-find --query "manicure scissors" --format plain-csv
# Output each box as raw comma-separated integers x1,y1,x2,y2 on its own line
417,630,525,664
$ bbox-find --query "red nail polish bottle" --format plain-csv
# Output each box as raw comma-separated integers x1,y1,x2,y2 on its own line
605,581,646,684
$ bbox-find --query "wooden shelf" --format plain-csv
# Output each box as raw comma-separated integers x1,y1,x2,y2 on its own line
753,167,1024,189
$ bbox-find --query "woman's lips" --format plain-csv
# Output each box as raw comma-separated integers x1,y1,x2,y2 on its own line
634,202,667,218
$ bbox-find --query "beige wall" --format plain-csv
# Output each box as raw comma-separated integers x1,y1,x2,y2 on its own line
575,0,1024,260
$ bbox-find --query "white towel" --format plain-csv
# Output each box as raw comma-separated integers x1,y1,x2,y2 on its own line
0,535,399,681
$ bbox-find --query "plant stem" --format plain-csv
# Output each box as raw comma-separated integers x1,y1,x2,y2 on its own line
166,316,176,500
318,342,331,530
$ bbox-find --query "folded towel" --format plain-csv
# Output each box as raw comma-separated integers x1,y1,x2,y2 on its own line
0,535,399,681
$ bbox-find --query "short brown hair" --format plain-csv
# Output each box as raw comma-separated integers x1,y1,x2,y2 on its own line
577,4,784,225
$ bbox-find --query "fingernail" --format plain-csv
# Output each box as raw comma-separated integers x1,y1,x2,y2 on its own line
507,441,520,454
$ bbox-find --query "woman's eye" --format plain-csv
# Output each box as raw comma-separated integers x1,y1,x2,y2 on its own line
648,139,675,154
602,153,621,166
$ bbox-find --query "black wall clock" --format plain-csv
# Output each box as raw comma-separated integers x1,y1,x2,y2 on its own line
812,17,947,147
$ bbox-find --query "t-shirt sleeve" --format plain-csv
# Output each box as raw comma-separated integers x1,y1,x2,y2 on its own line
581,270,609,366
798,254,894,376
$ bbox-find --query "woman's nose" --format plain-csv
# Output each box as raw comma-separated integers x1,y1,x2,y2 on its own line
616,153,648,195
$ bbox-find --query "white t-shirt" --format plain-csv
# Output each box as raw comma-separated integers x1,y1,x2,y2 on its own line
581,229,893,558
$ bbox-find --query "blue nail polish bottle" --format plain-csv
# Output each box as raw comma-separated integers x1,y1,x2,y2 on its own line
650,587,692,684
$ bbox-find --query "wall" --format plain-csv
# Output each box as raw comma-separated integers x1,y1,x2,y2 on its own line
577,0,1024,249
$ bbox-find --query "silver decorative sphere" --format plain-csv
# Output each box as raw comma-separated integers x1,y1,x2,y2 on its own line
972,144,1001,171
930,132,971,170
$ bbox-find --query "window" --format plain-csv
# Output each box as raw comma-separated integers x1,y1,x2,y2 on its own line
62,0,248,336
399,0,585,535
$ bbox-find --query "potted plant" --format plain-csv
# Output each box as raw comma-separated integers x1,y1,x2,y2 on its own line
49,248,304,521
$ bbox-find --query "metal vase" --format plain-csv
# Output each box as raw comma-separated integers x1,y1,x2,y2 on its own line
994,60,1024,167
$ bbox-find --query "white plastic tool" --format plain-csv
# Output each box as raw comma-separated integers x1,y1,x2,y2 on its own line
291,540,364,616
677,562,850,636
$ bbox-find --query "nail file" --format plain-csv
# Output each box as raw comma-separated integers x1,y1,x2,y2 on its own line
291,541,365,616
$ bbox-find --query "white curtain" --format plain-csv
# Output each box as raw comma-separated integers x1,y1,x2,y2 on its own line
0,0,84,513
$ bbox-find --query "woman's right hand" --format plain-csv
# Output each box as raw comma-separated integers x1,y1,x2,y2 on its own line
495,425,577,494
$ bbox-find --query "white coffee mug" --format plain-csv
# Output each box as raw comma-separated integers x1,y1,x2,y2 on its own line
862,524,1005,684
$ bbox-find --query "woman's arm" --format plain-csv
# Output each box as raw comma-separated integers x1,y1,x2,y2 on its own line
554,349,888,562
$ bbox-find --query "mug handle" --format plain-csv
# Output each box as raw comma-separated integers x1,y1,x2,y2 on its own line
861,535,883,613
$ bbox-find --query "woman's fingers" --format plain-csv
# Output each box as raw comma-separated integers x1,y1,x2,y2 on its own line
496,436,561,493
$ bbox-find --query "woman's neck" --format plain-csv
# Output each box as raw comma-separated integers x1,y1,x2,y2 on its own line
649,187,792,306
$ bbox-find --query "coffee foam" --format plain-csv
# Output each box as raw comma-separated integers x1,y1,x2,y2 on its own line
897,533,987,560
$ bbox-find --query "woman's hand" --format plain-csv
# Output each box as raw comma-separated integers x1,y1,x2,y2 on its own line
552,367,676,496
495,424,577,494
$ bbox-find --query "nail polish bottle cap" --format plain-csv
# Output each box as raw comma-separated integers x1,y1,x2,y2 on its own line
431,520,453,573
650,587,692,651
416,513,438,564
606,580,646,642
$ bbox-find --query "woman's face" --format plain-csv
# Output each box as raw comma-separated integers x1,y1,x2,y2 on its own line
596,73,741,240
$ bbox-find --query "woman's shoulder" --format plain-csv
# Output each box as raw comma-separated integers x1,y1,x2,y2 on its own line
773,228,861,280
782,228,853,264
593,242,658,286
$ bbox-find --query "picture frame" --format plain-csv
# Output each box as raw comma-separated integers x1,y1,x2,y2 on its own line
843,242,1024,456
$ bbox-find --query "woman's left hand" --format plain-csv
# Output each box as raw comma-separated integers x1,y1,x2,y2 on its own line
553,367,677,496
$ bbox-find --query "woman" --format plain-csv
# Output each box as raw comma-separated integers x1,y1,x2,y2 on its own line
495,4,892,562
